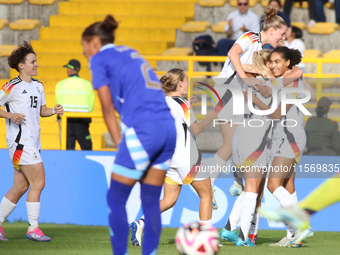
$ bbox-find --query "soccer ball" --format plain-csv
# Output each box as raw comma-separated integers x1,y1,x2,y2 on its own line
175,221,220,255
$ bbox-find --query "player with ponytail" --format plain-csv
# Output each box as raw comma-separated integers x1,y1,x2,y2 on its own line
82,15,176,255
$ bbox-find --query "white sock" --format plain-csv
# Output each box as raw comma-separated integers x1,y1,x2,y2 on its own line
139,216,145,228
226,192,245,230
273,187,297,238
240,192,258,241
272,186,294,208
285,191,299,238
199,219,212,225
210,154,226,187
249,212,260,235
26,202,40,231
291,191,298,205
0,197,16,226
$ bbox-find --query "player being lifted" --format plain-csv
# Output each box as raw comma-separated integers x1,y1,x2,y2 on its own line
0,41,63,242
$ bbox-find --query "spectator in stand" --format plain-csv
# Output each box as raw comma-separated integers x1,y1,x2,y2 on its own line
315,0,340,25
305,97,340,155
284,26,306,72
217,0,260,61
283,0,317,27
261,0,291,49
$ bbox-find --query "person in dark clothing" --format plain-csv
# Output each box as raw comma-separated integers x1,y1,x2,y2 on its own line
305,97,340,155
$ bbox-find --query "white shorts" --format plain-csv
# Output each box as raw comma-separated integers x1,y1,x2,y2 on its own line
232,134,268,169
165,160,209,185
8,143,42,170
232,122,272,169
273,132,306,164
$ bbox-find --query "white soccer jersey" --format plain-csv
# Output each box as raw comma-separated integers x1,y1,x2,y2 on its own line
165,96,199,168
218,32,263,84
273,78,306,139
0,76,46,149
272,78,306,164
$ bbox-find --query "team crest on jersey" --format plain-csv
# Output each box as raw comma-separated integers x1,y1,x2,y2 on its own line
36,87,41,94
33,152,39,160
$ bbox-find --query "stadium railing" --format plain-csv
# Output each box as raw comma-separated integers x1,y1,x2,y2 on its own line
59,112,119,151
59,56,340,150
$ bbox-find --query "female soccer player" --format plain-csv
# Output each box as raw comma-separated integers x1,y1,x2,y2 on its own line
220,50,277,247
130,68,216,246
0,41,63,242
211,6,289,201
81,15,176,255
250,47,314,247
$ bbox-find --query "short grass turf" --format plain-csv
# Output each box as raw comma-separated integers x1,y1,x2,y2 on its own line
1,222,340,255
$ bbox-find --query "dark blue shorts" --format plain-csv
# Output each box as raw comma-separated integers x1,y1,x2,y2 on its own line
112,119,176,180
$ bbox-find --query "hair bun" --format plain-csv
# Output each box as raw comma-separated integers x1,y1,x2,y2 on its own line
263,6,277,20
103,15,118,32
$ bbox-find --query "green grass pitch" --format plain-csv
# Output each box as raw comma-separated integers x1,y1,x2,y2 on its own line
1,222,340,254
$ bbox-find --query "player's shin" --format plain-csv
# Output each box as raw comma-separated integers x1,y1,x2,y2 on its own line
141,183,163,255
107,179,133,255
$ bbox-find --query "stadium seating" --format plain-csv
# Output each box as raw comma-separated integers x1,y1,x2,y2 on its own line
198,0,227,7
323,50,340,59
0,19,9,30
0,0,24,3
0,45,17,57
304,49,322,58
212,21,226,33
180,21,211,32
308,22,339,34
29,0,57,5
293,1,308,8
291,22,307,30
9,19,42,30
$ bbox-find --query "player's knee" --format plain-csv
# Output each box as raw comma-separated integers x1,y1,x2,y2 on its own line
267,182,278,194
31,180,45,192
15,183,29,195
162,198,177,210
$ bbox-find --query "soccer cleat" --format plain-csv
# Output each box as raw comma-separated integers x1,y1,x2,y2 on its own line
229,182,244,196
269,236,301,247
26,227,51,242
220,229,238,244
306,227,314,239
285,228,313,247
258,206,310,230
235,237,256,247
248,234,257,244
0,227,8,241
130,221,143,246
212,188,218,210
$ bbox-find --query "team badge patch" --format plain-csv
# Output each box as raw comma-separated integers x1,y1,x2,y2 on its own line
33,152,39,160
